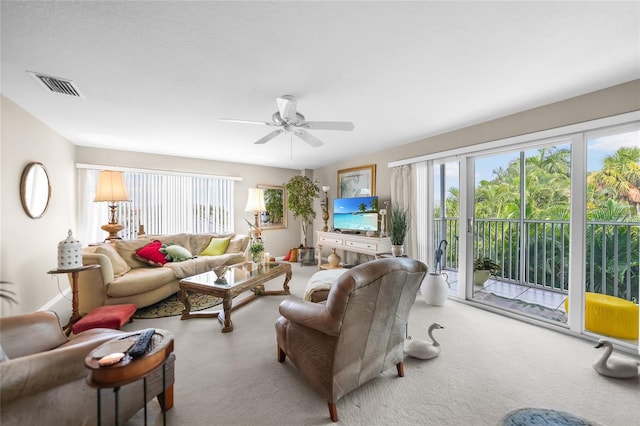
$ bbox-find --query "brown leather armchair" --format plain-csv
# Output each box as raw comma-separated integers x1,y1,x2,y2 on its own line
0,311,175,426
275,258,428,422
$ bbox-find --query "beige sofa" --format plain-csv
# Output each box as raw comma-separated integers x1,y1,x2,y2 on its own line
0,311,175,426
77,233,250,315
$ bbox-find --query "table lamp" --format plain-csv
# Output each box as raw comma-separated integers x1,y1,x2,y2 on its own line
94,170,130,241
245,188,266,231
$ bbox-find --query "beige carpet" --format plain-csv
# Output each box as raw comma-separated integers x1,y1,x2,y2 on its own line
123,262,639,426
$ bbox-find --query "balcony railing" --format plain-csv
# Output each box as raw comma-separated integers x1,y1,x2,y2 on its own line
433,217,639,302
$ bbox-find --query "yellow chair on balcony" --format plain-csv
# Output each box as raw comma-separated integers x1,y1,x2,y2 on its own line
565,292,638,340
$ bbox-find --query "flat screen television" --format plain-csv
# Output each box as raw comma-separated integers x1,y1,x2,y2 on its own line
333,196,379,232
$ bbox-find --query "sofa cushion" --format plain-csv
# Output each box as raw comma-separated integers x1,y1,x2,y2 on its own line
226,234,249,254
200,237,231,256
107,267,176,298
164,253,244,279
94,244,131,277
115,238,153,269
135,240,167,266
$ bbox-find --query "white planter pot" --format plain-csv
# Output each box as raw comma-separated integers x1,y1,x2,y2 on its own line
391,245,404,257
421,272,450,306
473,270,491,286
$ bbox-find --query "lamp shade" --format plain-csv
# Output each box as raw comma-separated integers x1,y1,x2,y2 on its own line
244,188,266,212
94,171,130,202
322,186,330,193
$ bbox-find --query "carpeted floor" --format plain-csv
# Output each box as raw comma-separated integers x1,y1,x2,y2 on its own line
133,293,222,319
123,262,639,426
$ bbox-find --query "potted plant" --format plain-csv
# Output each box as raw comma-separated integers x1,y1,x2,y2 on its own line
390,206,409,257
248,241,264,264
284,175,320,265
473,257,500,286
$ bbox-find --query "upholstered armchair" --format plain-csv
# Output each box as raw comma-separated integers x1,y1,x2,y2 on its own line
275,258,428,422
0,311,175,426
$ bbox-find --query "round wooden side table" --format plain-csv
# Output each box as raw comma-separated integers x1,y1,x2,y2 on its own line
85,329,174,426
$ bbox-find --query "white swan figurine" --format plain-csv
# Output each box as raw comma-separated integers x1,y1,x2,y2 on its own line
593,339,640,379
405,323,444,360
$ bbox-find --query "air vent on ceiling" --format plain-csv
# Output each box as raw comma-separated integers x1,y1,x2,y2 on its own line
27,71,84,98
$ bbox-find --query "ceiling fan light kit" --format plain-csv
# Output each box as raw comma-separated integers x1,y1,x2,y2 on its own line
220,95,354,147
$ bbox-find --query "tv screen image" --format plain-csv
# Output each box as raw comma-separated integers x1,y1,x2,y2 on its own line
333,196,378,232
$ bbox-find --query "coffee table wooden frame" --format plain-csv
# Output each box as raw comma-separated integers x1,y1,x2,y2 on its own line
179,262,292,333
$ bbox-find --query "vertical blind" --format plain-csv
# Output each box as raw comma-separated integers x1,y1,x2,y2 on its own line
80,168,235,243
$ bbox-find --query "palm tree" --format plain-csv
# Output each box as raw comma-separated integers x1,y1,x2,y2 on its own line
588,147,640,216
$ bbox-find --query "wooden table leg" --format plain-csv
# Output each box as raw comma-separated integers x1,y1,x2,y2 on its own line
179,288,192,319
219,295,234,333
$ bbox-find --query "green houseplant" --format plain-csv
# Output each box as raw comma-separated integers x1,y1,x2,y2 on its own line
390,206,409,256
249,241,264,263
473,257,500,286
284,176,320,247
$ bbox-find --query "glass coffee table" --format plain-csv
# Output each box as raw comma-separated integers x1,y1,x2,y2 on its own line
179,262,291,333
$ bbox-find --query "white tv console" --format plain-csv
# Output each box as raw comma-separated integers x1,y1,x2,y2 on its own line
316,231,392,268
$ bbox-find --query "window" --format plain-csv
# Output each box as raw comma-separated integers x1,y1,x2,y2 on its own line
79,168,235,243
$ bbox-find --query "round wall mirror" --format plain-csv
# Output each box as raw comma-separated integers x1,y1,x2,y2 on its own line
20,162,51,219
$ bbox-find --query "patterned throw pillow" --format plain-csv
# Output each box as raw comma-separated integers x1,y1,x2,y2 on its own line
135,240,167,266
200,237,231,256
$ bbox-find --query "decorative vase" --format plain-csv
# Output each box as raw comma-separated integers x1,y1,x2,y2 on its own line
391,244,404,257
328,249,341,267
422,272,450,306
252,251,263,264
57,229,82,270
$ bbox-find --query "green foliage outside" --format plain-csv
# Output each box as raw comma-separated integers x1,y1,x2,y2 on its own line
436,146,640,301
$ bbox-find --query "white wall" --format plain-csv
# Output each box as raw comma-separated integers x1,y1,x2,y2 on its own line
1,95,77,316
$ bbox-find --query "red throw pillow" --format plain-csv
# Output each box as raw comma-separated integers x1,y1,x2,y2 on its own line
135,240,167,266
283,249,292,262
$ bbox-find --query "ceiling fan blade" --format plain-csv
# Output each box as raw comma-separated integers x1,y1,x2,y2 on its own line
302,121,355,131
220,118,276,126
254,129,284,145
293,128,324,147
276,95,298,122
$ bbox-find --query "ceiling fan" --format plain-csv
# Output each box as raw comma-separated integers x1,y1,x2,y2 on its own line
220,95,354,147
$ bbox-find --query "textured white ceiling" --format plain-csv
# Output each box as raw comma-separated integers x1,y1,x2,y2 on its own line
2,1,639,169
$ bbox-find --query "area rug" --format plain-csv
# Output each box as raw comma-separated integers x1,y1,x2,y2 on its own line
502,408,602,425
473,292,567,323
134,293,222,319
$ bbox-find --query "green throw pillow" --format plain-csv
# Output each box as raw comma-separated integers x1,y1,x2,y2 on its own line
200,237,231,256
160,244,193,262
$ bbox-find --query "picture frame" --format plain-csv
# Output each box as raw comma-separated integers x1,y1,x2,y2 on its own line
258,184,287,229
337,164,376,198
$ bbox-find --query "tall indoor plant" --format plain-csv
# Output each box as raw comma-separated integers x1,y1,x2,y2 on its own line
390,206,409,257
284,175,320,264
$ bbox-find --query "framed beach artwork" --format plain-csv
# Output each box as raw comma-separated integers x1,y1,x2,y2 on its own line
337,164,376,198
258,184,287,229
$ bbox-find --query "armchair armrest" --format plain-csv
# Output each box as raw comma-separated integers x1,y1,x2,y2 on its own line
0,311,67,358
278,299,342,337
0,328,128,405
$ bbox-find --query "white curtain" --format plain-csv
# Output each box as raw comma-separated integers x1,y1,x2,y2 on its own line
390,164,416,256
413,161,429,266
